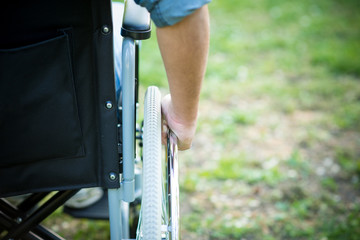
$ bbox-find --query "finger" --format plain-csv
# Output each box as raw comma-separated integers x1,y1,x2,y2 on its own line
161,121,168,145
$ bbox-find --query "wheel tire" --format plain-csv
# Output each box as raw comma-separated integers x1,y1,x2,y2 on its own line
141,86,162,240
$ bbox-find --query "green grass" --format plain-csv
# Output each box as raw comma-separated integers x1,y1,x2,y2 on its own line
200,155,283,185
321,204,360,240
336,150,360,181
183,1,360,239
202,0,360,129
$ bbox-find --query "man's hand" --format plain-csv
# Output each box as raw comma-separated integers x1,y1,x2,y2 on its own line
161,94,197,150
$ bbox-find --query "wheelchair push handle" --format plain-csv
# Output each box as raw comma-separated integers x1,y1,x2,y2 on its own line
121,0,151,40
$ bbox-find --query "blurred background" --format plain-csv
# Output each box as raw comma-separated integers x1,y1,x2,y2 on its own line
44,0,360,239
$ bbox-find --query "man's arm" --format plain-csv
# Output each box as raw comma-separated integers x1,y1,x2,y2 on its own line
157,6,210,150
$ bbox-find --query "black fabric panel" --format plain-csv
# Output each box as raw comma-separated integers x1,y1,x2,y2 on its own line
0,0,120,197
0,34,85,167
0,157,96,197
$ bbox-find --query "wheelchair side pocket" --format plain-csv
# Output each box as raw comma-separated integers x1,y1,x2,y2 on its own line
0,33,85,167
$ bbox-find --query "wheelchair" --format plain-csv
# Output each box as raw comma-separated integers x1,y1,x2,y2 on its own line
0,0,179,239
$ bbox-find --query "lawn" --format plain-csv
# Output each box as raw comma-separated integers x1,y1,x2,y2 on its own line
43,0,360,239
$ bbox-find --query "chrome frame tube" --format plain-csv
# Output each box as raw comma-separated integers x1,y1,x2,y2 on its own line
166,131,180,240
121,201,130,238
121,37,136,203
109,36,135,240
108,189,122,240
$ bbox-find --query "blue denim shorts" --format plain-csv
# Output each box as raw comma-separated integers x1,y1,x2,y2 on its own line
135,0,211,27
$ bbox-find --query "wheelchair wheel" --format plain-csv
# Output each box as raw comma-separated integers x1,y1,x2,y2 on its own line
138,86,180,240
139,86,162,240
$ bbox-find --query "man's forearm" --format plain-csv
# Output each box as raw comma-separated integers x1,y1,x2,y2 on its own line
156,5,210,124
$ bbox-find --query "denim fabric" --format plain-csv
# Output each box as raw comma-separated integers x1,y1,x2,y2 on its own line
135,0,211,27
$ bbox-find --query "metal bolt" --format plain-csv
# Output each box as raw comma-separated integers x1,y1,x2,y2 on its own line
106,101,113,109
109,172,117,181
102,25,110,34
